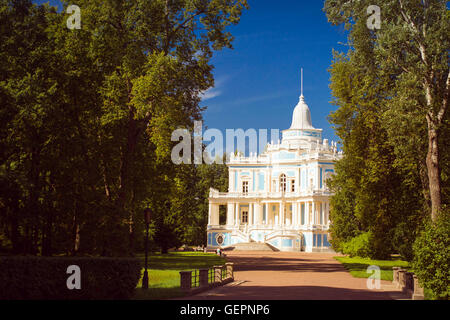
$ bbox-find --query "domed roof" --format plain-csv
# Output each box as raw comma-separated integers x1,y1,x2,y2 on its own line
290,95,314,129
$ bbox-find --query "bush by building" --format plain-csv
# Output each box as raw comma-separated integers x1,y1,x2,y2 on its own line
341,232,371,258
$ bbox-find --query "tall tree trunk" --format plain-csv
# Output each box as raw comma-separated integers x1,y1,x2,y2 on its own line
425,123,441,222
423,69,448,221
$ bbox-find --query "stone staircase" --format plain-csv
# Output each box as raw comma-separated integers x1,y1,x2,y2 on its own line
224,242,278,251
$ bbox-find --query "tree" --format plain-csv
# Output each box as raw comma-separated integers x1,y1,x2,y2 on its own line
324,0,449,221
0,0,247,256
195,155,229,245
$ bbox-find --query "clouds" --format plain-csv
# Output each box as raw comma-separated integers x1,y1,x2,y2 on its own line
199,75,230,101
200,87,222,101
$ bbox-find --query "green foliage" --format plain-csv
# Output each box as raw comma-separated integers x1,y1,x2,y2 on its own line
392,216,423,261
0,257,141,299
0,0,245,257
324,0,448,260
412,208,450,300
341,232,371,258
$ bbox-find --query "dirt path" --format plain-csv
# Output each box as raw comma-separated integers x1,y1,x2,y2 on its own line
181,251,408,300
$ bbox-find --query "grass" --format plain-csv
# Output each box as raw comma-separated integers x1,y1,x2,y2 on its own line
133,252,226,300
334,256,409,281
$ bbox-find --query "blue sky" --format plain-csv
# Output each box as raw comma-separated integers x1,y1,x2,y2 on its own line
202,1,348,153
35,0,348,155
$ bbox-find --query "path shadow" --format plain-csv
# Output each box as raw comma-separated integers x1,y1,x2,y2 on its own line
226,255,344,273
186,285,397,300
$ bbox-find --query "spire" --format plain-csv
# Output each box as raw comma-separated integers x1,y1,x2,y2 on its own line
300,68,304,99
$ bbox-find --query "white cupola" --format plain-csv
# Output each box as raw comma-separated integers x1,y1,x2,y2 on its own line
290,94,314,130
281,69,322,148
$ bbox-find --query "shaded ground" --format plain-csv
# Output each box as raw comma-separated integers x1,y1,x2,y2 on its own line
179,251,409,300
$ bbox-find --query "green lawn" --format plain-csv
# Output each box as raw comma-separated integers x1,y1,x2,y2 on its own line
334,256,409,281
134,252,226,300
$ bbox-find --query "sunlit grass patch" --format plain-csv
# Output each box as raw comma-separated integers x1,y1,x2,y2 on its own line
335,256,409,281
134,252,226,300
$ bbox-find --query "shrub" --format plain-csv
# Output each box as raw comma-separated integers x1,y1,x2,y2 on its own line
392,220,417,261
341,232,371,258
412,209,450,300
0,256,141,300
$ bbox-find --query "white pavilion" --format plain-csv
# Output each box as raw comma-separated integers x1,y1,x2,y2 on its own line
207,77,342,252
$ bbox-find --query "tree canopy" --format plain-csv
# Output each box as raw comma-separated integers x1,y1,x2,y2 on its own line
324,0,449,259
0,0,243,256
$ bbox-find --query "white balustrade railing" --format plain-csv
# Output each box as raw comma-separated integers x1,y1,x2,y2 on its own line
210,189,333,199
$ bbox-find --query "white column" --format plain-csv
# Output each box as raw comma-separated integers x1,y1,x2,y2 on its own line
312,202,316,225
320,202,323,225
237,171,241,193
292,202,297,226
229,170,234,192
248,203,253,225
227,202,234,226
280,202,285,226
306,202,310,225
235,203,239,225
264,203,268,224
254,202,261,225
208,202,212,225
299,202,302,225
293,203,296,226
215,204,220,225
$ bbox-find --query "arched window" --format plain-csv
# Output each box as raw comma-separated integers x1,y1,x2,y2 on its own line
280,174,287,192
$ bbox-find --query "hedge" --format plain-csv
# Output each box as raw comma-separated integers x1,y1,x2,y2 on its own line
0,256,141,300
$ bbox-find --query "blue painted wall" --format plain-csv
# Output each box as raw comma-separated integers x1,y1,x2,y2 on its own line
323,234,330,247
258,172,265,190
320,167,323,188
208,232,231,247
253,171,255,191
282,239,293,247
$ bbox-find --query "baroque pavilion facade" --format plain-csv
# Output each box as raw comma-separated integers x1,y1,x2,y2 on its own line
206,89,342,252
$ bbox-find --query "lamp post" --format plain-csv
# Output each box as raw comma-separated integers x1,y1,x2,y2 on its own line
142,207,151,289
